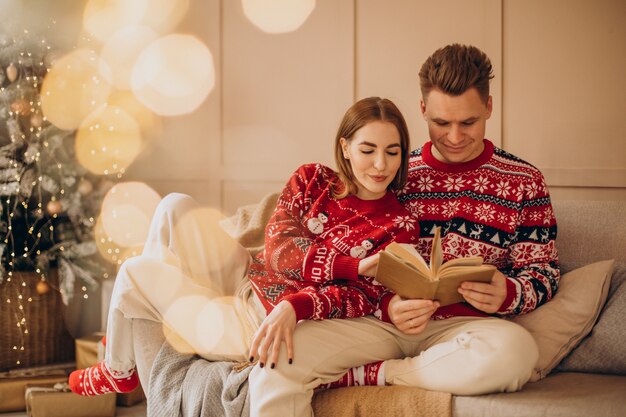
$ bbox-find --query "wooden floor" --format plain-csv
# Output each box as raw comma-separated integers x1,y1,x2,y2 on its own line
0,401,147,417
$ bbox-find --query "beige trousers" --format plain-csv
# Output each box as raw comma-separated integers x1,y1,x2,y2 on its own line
105,193,261,371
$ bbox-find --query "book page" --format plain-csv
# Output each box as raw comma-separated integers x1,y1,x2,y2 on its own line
430,227,443,276
434,265,496,306
375,251,438,299
440,256,484,268
384,242,431,278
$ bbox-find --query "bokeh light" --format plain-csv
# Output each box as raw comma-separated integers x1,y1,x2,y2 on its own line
40,49,112,130
242,0,316,34
75,104,142,175
100,181,161,247
131,34,215,116
82,0,148,43
94,215,143,267
141,0,189,34
99,25,158,90
163,295,222,354
107,90,162,139
175,207,247,295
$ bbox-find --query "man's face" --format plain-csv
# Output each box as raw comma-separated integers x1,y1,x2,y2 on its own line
421,88,492,164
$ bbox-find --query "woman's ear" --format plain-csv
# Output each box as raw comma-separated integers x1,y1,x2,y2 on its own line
340,138,349,159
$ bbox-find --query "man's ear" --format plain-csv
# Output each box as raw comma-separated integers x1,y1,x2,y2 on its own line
486,95,493,119
420,99,427,119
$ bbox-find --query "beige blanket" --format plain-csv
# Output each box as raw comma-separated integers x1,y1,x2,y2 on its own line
222,192,452,417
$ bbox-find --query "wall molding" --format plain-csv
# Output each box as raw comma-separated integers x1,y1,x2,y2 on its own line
542,168,626,188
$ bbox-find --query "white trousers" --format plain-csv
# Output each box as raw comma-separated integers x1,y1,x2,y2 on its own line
105,194,539,417
104,193,260,371
248,312,539,417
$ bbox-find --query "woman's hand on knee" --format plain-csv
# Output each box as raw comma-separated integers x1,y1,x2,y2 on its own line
249,300,296,369
388,295,439,335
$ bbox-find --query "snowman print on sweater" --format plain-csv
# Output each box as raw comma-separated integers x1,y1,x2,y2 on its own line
350,238,375,259
307,212,329,235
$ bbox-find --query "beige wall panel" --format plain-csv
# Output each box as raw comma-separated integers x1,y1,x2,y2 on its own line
145,180,215,207
221,0,354,209
503,0,626,195
356,0,503,150
126,0,222,207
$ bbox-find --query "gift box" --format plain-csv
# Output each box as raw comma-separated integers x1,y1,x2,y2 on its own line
75,333,105,370
0,374,67,412
117,383,145,407
25,382,116,417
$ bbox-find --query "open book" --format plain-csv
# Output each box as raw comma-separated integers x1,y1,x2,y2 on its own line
375,227,496,306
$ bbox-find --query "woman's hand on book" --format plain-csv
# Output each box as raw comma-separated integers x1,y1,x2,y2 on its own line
358,253,380,277
387,295,439,335
458,271,507,313
249,300,296,369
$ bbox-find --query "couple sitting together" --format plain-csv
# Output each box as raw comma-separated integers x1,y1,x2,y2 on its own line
68,44,560,417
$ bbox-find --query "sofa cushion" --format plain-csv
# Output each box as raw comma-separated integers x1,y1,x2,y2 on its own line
453,372,626,417
511,259,614,381
557,261,626,375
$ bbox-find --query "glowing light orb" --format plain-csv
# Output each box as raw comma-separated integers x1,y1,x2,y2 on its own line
107,90,162,138
142,0,189,34
175,207,248,295
163,295,224,354
242,0,316,34
83,0,148,42
94,215,143,266
100,25,158,90
75,105,142,175
131,34,215,116
40,49,112,130
100,182,161,247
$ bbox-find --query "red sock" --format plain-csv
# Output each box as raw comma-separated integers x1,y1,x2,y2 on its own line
69,362,138,396
317,361,386,390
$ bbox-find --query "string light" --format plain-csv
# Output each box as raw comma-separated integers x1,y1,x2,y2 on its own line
0,32,118,368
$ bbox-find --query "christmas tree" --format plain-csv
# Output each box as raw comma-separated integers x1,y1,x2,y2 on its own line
0,30,114,369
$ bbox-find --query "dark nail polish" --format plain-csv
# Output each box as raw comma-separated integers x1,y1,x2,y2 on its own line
289,358,293,365
259,362,264,368
249,356,254,362
270,363,275,369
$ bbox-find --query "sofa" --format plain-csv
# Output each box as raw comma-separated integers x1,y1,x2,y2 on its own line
131,199,626,417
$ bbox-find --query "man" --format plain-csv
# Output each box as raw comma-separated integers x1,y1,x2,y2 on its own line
248,44,559,416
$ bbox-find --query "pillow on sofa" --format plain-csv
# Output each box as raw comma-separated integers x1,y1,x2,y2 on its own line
557,261,626,375
511,259,614,382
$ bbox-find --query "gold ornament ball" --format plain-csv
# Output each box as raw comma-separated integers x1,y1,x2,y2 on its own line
11,98,31,116
46,200,63,215
6,63,17,82
30,113,43,128
36,280,50,295
78,178,93,195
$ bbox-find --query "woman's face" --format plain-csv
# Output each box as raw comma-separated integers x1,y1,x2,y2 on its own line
341,121,402,200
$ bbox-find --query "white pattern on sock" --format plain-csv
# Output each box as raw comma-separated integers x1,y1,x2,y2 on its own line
377,361,386,386
355,365,365,386
104,362,134,379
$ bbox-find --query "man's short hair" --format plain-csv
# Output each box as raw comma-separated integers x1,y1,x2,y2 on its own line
419,44,494,104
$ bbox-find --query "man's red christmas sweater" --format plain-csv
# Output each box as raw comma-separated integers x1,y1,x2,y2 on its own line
400,139,560,319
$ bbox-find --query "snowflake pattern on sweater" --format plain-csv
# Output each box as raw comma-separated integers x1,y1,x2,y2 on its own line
399,140,560,319
248,163,419,322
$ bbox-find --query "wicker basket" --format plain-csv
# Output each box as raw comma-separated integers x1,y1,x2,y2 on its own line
0,269,75,371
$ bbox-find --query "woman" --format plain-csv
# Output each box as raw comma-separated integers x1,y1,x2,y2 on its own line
69,97,419,396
